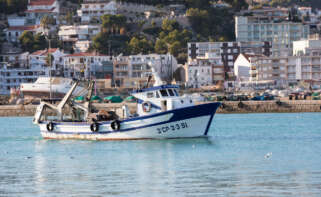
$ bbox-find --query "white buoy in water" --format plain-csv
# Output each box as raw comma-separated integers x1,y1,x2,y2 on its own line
264,152,272,159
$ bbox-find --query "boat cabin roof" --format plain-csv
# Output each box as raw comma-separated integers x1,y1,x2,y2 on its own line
131,85,180,98
131,85,179,94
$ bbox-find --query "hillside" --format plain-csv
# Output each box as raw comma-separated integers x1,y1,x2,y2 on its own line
259,0,321,9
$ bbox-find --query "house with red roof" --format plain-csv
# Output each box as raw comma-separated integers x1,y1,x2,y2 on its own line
29,48,67,77
25,0,60,25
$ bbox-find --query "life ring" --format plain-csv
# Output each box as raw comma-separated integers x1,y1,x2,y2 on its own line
90,122,99,132
142,101,152,112
111,120,120,131
46,122,54,132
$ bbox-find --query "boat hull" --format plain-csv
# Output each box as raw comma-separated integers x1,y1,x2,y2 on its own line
38,102,221,140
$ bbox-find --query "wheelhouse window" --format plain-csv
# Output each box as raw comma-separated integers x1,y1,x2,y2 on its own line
156,91,160,98
167,89,175,96
160,89,168,97
173,89,179,96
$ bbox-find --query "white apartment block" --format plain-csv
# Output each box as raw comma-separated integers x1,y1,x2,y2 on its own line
235,8,310,57
250,56,288,86
293,39,321,56
237,39,321,87
58,25,101,41
63,52,113,80
0,52,40,95
188,41,271,79
77,0,117,23
25,0,60,25
58,25,101,52
234,53,265,82
185,60,212,88
113,54,178,88
199,52,225,83
29,48,67,77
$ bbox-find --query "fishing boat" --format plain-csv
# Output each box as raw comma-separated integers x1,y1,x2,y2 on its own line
33,72,221,140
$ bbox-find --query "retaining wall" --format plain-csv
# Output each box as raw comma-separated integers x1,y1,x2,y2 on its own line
0,100,321,117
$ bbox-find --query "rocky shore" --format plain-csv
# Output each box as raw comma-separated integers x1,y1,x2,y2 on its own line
1,100,321,117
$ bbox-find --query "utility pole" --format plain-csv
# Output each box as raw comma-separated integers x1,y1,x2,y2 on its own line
48,38,52,101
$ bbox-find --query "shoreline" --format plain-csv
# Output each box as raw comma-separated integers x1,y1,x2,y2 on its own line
0,100,321,117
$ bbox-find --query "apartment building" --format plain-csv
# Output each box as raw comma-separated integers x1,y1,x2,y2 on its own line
235,8,310,57
234,39,321,87
234,53,266,82
25,0,60,25
77,0,117,23
0,52,43,95
184,59,212,88
29,48,67,77
113,54,178,88
187,41,271,78
58,25,101,52
290,39,321,85
63,52,113,80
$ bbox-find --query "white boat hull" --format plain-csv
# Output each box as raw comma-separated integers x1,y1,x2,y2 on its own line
37,103,220,140
40,115,211,140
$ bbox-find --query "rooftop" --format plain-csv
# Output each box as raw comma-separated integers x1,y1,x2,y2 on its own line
7,25,40,31
29,0,56,6
25,8,55,13
65,52,108,57
31,48,58,56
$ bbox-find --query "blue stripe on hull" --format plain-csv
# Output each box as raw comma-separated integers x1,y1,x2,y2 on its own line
42,102,221,136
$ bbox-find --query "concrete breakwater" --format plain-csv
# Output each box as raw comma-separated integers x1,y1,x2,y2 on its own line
1,100,321,117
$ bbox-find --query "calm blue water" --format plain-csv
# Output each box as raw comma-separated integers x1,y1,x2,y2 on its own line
0,113,321,196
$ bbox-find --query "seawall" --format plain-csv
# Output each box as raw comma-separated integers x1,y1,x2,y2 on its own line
1,100,321,117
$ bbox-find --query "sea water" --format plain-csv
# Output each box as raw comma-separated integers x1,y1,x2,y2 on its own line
0,113,321,196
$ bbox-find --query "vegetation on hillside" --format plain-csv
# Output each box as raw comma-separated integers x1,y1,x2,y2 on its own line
258,0,321,9
0,0,28,15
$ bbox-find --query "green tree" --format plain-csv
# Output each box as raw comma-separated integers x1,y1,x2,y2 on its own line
19,31,47,52
92,32,129,55
169,41,181,57
155,39,167,54
33,33,47,51
128,37,153,54
128,37,140,54
161,19,180,32
101,14,127,34
19,31,35,52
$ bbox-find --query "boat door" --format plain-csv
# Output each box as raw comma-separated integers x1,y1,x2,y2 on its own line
161,100,167,111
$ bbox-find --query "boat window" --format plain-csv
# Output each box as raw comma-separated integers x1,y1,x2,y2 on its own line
147,92,154,98
174,89,179,96
156,91,160,98
173,89,179,96
168,89,175,96
160,89,168,97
